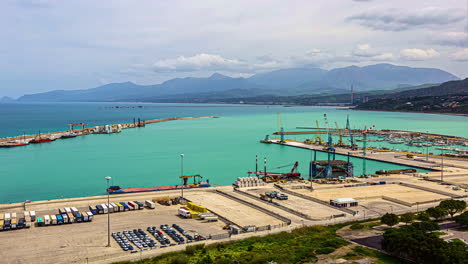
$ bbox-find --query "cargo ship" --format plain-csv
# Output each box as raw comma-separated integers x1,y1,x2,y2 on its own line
0,140,29,148
107,174,210,194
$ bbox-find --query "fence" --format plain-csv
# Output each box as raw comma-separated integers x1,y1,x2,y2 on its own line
209,233,231,240
399,182,466,198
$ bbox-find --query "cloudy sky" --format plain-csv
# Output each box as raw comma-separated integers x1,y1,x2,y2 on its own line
1,0,467,97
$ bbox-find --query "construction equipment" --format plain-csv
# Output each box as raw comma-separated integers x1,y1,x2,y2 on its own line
249,160,301,182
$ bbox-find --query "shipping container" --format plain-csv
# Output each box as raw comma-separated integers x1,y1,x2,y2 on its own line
125,202,134,210
12,213,17,219
24,211,30,218
145,200,155,209
58,208,65,214
37,218,44,227
115,203,124,212
56,214,63,224
30,211,36,221
65,207,72,214
95,204,103,214
71,207,79,213
67,213,75,223
44,215,50,226
4,213,11,220
50,214,57,225
86,212,94,221
105,204,114,213
101,204,108,214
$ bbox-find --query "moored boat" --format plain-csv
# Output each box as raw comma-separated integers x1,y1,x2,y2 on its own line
0,140,29,148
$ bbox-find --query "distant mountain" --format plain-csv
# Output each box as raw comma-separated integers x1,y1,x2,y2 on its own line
0,96,15,102
17,64,459,102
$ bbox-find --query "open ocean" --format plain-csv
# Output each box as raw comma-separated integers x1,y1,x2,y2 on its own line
0,102,466,203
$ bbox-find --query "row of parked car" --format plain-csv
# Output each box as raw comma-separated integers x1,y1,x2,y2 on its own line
114,224,207,252
0,211,36,231
89,200,155,215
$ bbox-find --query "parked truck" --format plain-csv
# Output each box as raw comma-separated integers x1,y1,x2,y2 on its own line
145,200,156,209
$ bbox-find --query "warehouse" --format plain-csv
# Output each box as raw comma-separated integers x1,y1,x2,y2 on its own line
330,198,358,208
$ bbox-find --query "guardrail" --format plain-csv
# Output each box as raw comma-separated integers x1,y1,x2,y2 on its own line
399,182,467,198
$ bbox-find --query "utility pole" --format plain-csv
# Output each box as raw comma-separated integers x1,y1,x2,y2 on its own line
180,154,184,198
441,151,444,182
105,176,112,247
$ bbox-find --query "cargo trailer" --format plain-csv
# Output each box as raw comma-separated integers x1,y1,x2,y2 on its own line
145,200,155,209
134,201,144,209
56,214,63,224
96,205,103,214
30,211,36,221
44,215,50,226
25,216,32,228
58,208,65,214
65,208,72,214
125,202,134,210
37,218,44,227
11,218,17,229
88,206,98,215
50,215,57,225
115,203,124,212
24,211,30,218
74,211,82,222
67,213,75,223
12,212,17,219
4,220,11,230
0,220,4,231
4,213,11,220
18,218,25,228
86,212,94,221
81,212,88,222
128,201,138,210
71,207,79,214
105,204,114,213
0,213,3,221
101,204,108,214
120,202,129,211
61,213,69,224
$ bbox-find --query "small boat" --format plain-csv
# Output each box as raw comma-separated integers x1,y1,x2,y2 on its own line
61,132,78,139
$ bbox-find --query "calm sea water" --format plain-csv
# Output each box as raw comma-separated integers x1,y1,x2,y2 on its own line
0,102,466,203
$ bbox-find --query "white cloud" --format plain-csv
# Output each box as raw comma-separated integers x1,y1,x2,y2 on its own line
352,44,395,61
452,49,468,61
400,48,440,60
153,53,245,72
432,32,467,46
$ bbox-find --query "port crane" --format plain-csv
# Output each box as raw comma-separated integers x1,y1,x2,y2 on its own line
179,174,204,185
361,125,376,177
249,159,301,182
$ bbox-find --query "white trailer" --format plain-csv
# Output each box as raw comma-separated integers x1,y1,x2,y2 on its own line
86,212,94,221
145,200,155,209
30,211,36,221
106,203,114,213
128,201,138,210
44,215,50,226
65,207,72,214
4,213,11,220
82,212,89,222
101,204,108,214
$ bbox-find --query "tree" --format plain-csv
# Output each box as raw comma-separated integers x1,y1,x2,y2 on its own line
411,221,439,232
439,200,467,219
400,212,415,225
454,211,468,226
416,211,430,221
381,213,399,227
426,206,448,220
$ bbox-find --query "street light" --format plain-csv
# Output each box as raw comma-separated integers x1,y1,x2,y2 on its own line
180,154,184,198
105,176,112,247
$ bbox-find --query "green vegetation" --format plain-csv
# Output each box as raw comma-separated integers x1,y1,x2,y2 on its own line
343,246,403,264
426,206,448,220
416,211,430,221
381,213,399,227
349,221,381,230
439,200,467,219
382,222,467,264
399,213,415,225
432,231,447,236
115,225,350,264
454,211,468,226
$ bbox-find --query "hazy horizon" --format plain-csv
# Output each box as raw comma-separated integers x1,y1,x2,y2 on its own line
1,0,467,97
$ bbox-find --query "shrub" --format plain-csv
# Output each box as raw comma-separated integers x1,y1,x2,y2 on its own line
316,247,336,255
350,223,364,230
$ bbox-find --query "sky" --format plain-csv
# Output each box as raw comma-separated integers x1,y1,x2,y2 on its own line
1,0,467,97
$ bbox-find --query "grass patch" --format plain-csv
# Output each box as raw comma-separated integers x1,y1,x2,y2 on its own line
350,221,381,230
432,231,447,236
347,246,404,264
114,225,350,264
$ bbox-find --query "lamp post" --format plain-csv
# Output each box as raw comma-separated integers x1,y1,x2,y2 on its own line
180,154,184,198
105,176,112,247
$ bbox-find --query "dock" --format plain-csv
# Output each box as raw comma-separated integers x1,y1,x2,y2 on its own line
0,116,219,144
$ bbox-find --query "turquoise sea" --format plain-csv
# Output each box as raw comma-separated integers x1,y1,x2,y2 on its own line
0,102,466,203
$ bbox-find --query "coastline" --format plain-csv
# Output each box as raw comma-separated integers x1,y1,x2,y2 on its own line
350,108,468,117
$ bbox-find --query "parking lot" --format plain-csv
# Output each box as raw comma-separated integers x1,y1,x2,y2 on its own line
0,203,225,264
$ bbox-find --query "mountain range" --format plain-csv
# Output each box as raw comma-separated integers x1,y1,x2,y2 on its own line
16,63,459,102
